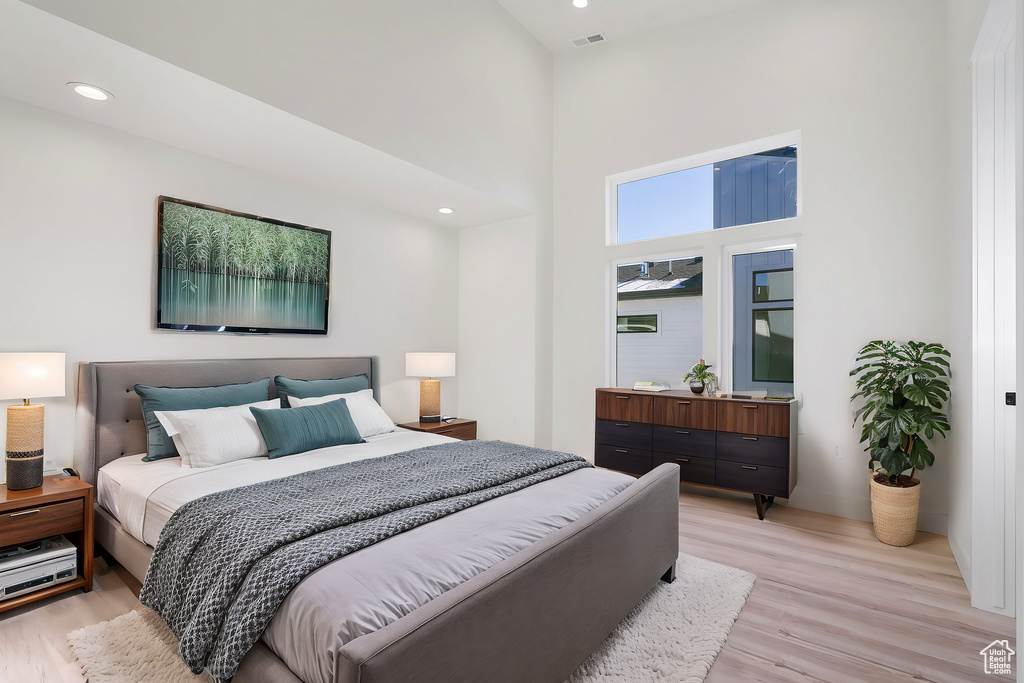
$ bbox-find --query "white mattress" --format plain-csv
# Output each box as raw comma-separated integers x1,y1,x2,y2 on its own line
97,432,634,683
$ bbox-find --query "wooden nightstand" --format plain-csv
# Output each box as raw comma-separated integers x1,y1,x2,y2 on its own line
0,475,94,613
399,418,477,441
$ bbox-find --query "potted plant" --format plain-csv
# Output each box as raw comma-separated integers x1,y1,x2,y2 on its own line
850,340,950,546
683,359,718,395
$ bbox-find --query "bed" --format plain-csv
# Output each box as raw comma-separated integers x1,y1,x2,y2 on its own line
73,357,680,683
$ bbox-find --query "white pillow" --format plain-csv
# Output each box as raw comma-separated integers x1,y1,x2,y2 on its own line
290,389,396,438
154,399,280,468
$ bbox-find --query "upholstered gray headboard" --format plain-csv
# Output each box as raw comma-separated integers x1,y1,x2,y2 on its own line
73,357,376,485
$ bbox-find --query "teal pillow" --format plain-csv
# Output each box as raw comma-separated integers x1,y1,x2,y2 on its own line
250,398,364,458
135,379,271,461
274,374,370,408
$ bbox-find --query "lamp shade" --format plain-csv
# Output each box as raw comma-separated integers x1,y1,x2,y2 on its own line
406,352,456,378
0,353,66,400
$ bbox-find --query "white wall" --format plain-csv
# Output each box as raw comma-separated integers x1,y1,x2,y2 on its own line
459,216,538,444
0,96,461,480
616,297,703,388
552,0,952,532
19,0,556,452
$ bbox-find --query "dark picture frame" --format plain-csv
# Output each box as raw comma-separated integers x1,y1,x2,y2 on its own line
156,196,330,335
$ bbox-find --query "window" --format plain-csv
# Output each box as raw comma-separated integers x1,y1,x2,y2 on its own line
733,250,793,393
617,314,659,333
610,134,799,244
615,257,703,387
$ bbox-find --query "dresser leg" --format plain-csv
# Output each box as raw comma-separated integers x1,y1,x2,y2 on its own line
754,494,775,520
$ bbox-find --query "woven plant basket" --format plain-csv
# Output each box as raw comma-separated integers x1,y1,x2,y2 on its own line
869,471,921,546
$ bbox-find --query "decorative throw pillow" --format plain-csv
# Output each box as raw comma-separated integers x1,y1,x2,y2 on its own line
135,379,271,461
155,399,280,468
250,398,364,458
290,389,396,438
274,374,370,408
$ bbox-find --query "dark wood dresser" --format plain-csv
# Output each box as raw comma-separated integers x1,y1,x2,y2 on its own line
595,388,797,519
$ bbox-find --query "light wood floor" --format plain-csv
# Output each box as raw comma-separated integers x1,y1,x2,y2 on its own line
0,490,1014,683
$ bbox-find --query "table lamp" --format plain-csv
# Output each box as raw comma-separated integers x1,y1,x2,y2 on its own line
0,353,66,490
406,352,456,423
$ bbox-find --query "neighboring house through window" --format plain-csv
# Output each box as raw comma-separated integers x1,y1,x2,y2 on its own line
607,133,799,393
615,257,703,388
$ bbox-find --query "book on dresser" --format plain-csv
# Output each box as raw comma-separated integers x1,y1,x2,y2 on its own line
593,387,797,519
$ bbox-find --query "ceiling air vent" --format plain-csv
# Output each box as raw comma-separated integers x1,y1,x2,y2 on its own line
572,33,606,48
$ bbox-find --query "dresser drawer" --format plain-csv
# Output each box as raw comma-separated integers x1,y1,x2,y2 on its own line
430,422,476,440
716,401,789,437
652,425,716,458
655,396,716,430
595,392,653,422
716,432,789,467
715,460,789,498
595,419,653,450
0,499,84,548
654,452,715,486
595,444,652,476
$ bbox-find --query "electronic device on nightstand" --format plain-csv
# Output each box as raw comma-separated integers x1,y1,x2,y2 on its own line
0,535,77,602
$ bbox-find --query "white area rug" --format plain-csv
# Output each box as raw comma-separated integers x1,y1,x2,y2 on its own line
567,554,754,682
67,553,753,683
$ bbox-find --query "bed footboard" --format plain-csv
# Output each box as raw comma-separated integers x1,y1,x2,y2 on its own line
333,462,680,683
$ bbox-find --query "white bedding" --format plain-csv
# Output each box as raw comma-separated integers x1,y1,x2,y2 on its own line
97,432,634,683
98,429,454,546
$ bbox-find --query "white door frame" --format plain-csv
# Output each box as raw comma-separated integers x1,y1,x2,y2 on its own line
970,0,1017,617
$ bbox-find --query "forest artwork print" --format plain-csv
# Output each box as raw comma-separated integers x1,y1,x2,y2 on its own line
157,197,330,334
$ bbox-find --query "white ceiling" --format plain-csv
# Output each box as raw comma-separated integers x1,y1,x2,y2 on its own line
0,0,528,229
495,0,768,53
0,0,766,230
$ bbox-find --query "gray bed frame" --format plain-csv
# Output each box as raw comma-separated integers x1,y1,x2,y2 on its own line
74,357,680,683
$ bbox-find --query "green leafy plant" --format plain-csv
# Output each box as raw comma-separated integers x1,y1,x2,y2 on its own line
683,359,718,393
850,340,951,484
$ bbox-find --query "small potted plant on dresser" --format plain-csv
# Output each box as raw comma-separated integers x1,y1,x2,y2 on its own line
682,359,718,395
850,340,951,546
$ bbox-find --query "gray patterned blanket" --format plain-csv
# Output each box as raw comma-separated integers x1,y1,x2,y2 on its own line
139,440,592,681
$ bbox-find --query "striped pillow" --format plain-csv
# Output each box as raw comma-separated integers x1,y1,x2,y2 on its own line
250,398,364,458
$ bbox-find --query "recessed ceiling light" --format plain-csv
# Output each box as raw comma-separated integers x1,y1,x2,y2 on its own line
67,82,113,101
438,207,455,214
573,0,588,7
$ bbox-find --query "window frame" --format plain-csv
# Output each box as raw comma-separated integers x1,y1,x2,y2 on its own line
719,239,799,396
606,131,802,246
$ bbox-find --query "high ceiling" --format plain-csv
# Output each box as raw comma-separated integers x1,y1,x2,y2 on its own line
495,0,767,52
0,0,764,228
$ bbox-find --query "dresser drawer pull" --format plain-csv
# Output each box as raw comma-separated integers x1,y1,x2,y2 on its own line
9,509,40,517
675,458,690,463
742,436,759,441
742,405,758,409
675,430,690,435
438,429,454,434
741,465,758,470
614,423,630,427
614,449,629,454
677,400,691,405
616,396,629,400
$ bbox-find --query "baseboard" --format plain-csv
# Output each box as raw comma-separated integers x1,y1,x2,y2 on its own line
948,530,972,594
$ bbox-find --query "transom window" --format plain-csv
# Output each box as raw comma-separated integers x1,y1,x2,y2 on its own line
609,134,799,244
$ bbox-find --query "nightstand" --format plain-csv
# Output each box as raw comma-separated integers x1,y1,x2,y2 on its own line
399,418,477,441
0,474,94,613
